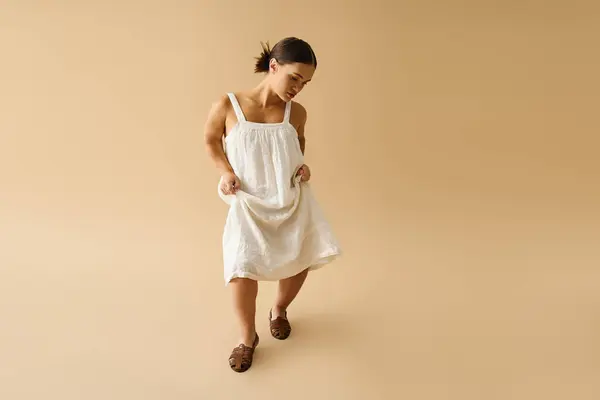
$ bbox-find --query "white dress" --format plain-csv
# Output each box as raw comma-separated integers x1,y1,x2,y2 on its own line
218,93,341,285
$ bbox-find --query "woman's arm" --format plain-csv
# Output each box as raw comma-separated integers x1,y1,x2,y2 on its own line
294,102,308,155
203,96,240,194
292,102,311,181
203,96,234,175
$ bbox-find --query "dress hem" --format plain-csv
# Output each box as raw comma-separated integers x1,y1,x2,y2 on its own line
223,249,341,286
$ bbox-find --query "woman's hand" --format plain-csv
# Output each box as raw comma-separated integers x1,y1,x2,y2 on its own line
220,171,241,195
296,164,311,182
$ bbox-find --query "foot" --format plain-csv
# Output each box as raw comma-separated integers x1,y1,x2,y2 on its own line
269,308,292,340
229,333,259,373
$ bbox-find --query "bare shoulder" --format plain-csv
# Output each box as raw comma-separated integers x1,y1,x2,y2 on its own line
209,93,233,118
204,94,233,139
291,101,307,120
290,101,308,132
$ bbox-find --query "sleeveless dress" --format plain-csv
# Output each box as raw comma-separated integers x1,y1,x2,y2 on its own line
218,93,341,285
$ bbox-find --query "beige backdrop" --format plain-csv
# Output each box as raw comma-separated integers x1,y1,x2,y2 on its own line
1,1,599,399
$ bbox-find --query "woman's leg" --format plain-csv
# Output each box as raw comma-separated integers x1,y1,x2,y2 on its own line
230,277,258,346
272,268,309,319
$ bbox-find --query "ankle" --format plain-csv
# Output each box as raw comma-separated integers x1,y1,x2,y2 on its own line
240,330,256,346
271,306,287,319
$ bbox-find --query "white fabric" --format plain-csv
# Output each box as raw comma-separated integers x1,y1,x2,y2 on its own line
218,93,341,285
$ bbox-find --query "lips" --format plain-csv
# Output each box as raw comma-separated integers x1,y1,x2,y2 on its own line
287,92,296,99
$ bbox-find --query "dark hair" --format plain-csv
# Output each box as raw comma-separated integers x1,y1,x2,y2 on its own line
254,37,317,73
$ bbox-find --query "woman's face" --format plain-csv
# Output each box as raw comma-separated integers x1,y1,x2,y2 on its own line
269,60,315,102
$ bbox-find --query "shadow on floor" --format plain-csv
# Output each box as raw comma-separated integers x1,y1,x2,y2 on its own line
252,311,361,370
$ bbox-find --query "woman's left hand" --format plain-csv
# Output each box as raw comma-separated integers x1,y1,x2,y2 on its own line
296,164,311,182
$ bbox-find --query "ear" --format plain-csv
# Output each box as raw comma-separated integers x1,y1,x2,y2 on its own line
269,58,278,73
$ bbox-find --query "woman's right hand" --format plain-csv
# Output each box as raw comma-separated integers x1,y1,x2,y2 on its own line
220,171,241,195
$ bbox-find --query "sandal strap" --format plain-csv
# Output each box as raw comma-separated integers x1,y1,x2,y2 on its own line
229,334,259,372
269,310,292,339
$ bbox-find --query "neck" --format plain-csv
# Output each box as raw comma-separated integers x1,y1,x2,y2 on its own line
250,77,284,108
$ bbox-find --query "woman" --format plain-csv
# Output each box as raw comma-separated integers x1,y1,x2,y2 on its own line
203,37,341,372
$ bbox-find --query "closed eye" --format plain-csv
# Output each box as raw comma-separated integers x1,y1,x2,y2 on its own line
290,74,310,87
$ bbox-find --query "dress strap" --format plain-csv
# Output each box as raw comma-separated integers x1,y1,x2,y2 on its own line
283,101,292,123
227,93,246,122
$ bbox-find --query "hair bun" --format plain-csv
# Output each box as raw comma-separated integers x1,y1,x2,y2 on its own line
253,37,317,74
254,41,272,73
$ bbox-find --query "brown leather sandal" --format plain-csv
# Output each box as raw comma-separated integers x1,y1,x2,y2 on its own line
269,309,292,340
228,333,259,373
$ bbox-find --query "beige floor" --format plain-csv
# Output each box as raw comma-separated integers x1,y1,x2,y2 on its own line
1,1,599,399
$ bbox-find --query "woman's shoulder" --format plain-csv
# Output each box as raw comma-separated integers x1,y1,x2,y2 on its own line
290,100,308,124
291,100,307,114
211,93,234,111
213,93,232,110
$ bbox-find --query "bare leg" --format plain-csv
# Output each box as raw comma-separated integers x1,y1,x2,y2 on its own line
230,277,258,346
272,268,309,319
